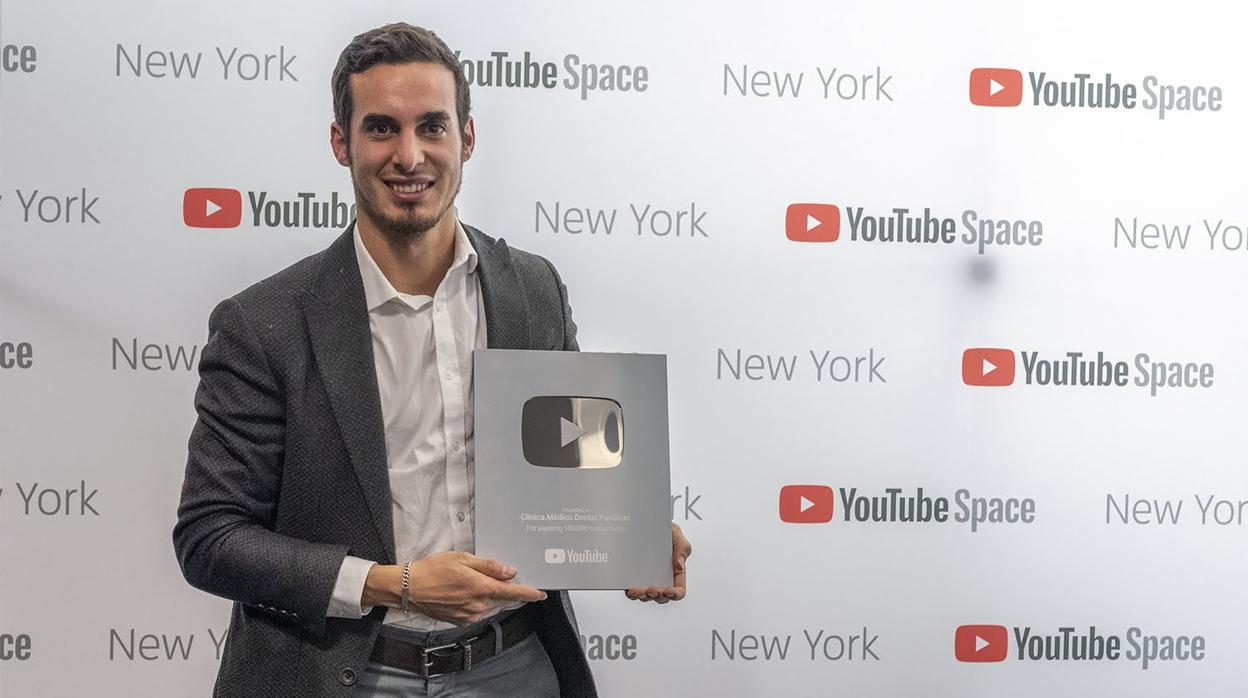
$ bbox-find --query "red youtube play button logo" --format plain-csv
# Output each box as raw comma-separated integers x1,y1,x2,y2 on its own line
184,187,242,228
969,68,1023,107
962,348,1015,387
955,624,1009,662
779,485,835,523
786,203,840,242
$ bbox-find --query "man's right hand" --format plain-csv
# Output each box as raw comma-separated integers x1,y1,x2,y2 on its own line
361,552,547,625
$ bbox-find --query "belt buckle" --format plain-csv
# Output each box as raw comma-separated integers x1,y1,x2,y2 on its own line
418,640,463,679
417,636,481,678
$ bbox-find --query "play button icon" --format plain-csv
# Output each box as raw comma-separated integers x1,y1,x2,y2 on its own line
183,187,243,228
962,348,1016,387
955,624,1009,662
969,68,1023,107
779,485,835,523
522,396,624,469
786,203,841,243
559,417,586,447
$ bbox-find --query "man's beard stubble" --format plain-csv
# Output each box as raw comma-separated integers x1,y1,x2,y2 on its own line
350,164,462,240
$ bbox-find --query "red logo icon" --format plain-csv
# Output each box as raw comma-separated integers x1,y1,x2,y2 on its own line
183,188,242,228
969,68,1023,107
955,624,1009,662
962,348,1015,387
779,485,835,524
786,203,840,242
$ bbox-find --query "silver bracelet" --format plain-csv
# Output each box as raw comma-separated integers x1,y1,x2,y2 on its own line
401,561,412,614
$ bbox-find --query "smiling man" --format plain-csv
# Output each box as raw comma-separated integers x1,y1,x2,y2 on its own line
173,22,689,697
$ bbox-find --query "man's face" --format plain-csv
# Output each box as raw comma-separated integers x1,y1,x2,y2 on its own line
331,61,474,238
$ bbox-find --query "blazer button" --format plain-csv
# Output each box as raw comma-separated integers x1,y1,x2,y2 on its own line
339,668,358,686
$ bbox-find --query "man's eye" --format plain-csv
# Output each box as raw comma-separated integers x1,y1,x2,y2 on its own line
422,123,447,135
369,124,394,135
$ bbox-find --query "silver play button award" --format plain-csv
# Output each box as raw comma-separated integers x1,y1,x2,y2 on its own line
474,350,671,589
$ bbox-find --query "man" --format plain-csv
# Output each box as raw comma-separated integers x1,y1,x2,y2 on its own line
174,22,691,697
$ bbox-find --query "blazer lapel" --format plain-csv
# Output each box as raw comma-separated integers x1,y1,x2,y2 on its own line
303,226,395,562
468,226,534,350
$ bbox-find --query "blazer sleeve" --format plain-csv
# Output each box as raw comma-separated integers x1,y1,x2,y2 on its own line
542,256,579,352
173,297,348,637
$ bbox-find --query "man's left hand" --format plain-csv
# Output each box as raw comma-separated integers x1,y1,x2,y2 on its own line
625,522,691,604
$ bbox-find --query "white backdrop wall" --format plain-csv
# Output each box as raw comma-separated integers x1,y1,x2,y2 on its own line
2,1,1246,695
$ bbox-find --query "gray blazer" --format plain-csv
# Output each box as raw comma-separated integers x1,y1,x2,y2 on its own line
174,224,597,697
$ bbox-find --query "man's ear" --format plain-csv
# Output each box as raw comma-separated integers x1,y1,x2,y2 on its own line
330,121,350,167
461,116,476,162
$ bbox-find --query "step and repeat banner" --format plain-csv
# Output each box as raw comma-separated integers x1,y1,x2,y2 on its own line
2,0,1246,695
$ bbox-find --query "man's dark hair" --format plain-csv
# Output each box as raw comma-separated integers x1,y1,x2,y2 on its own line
331,23,471,142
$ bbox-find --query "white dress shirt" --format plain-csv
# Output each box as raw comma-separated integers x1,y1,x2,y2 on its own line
326,221,517,630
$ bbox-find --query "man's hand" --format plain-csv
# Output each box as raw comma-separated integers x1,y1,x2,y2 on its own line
362,551,547,625
625,522,691,604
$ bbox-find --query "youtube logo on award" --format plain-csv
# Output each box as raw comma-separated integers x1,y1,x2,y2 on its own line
183,187,242,228
969,68,1023,107
962,348,1015,387
786,203,840,242
779,485,835,523
955,624,1009,662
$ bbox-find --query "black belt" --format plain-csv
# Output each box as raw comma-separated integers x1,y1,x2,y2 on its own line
369,604,542,678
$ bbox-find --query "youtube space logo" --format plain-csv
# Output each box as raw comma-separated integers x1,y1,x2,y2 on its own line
779,485,835,523
962,348,1015,387
184,187,242,228
969,68,1023,107
181,187,356,229
961,346,1213,396
953,623,1208,668
966,65,1225,119
955,624,1009,662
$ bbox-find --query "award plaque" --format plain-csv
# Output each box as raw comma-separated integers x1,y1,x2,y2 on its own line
473,350,672,589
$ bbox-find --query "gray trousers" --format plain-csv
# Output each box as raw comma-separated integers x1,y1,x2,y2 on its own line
354,617,560,697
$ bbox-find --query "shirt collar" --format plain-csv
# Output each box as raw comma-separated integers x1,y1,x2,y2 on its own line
353,219,479,312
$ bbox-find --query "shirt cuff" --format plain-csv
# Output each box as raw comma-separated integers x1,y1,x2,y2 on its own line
327,555,376,618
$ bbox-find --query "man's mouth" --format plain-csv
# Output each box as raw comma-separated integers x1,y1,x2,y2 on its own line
388,181,433,194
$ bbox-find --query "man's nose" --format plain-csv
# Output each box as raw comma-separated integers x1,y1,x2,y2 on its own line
391,129,426,172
